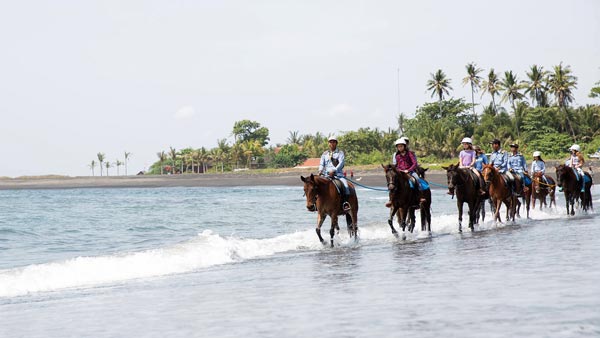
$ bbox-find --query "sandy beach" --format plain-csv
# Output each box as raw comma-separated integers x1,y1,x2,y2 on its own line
0,168,448,190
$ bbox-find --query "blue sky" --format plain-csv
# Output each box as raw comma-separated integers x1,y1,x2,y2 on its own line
1,0,598,176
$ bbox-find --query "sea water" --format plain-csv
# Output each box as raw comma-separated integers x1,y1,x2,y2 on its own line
0,186,599,337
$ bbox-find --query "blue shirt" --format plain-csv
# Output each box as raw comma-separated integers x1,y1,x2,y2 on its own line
490,150,508,173
530,160,545,174
473,153,489,172
319,148,345,176
507,153,527,173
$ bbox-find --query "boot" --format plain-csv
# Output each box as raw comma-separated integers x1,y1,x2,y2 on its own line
342,194,351,212
385,200,392,208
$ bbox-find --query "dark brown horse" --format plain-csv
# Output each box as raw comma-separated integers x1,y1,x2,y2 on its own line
482,164,517,223
531,172,556,210
442,164,484,232
514,172,532,219
555,165,593,215
382,164,431,238
301,174,359,246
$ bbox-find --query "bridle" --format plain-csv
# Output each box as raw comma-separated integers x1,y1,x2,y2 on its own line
304,179,319,211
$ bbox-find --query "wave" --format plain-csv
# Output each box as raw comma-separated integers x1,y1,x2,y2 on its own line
0,205,593,298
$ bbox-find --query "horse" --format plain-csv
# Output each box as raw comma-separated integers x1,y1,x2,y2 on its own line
515,172,532,219
300,174,359,247
555,165,593,215
531,172,556,210
482,164,517,223
442,164,484,232
382,164,431,238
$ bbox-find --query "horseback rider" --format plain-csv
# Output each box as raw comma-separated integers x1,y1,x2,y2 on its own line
565,144,585,193
473,145,489,173
489,138,518,195
459,137,486,196
319,136,351,211
390,138,426,203
506,143,529,195
531,151,552,193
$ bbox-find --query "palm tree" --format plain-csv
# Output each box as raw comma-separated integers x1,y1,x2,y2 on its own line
124,151,131,176
115,160,123,176
462,62,483,116
105,161,112,176
89,160,96,176
426,69,453,113
97,152,105,176
524,65,549,107
169,146,177,174
286,131,302,145
157,151,167,175
500,70,525,112
480,69,501,113
548,62,578,140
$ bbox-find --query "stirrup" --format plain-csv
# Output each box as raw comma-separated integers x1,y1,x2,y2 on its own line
343,202,351,211
385,201,392,208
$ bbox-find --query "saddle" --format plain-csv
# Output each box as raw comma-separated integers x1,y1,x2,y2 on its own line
329,177,354,210
407,176,430,191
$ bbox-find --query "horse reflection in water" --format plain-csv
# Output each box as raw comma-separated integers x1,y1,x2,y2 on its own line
382,164,431,239
301,174,358,247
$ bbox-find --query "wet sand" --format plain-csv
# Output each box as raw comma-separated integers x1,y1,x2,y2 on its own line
0,169,448,190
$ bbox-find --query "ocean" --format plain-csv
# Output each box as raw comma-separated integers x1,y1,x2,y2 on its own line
1,185,599,337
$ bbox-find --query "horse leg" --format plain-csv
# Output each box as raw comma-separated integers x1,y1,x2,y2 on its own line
408,208,416,233
468,201,477,231
388,206,399,237
457,201,464,233
329,216,339,247
315,214,327,244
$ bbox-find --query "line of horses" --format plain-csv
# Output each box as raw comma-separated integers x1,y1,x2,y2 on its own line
301,164,593,246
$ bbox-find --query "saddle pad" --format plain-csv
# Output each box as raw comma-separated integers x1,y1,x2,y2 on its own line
408,178,430,190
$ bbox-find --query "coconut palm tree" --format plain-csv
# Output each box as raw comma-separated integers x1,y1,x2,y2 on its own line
169,146,177,174
97,152,105,176
548,62,578,140
89,160,96,176
115,160,123,176
462,62,483,116
124,151,131,176
427,69,453,113
286,131,302,145
157,151,167,175
480,69,501,113
524,65,549,107
500,70,525,112
105,161,112,176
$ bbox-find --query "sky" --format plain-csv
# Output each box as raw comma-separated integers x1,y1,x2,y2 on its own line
0,0,598,177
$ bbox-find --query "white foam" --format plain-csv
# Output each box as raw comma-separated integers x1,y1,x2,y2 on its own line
0,204,592,298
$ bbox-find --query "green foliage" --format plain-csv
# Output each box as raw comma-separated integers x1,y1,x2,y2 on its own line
351,150,388,166
232,120,270,146
590,81,600,99
526,133,573,158
270,144,307,168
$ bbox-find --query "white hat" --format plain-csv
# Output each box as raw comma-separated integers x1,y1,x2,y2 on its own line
395,138,406,146
400,136,409,143
328,136,338,142
533,151,541,157
461,137,473,144
569,144,580,152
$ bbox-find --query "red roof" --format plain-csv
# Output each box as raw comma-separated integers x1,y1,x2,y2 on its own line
295,158,320,168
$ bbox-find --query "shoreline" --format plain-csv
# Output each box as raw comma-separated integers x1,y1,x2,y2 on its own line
0,169,448,190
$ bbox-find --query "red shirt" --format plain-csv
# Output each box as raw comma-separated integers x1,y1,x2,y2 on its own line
394,151,417,172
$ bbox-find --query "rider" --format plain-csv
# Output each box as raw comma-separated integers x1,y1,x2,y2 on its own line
566,144,585,192
506,143,529,195
473,145,489,173
489,138,516,194
391,138,426,203
319,136,351,211
459,137,486,195
531,151,552,193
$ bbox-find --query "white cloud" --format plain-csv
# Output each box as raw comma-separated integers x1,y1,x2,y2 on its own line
174,105,196,120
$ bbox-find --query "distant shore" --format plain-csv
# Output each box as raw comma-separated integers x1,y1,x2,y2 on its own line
0,168,448,190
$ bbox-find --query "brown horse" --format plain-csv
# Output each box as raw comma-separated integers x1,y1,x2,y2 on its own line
301,174,359,246
442,164,484,232
482,164,517,223
382,164,431,238
531,172,556,210
514,172,532,219
555,165,593,215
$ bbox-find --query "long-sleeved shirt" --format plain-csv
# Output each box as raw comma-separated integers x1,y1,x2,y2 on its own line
530,160,545,174
507,153,527,173
319,148,345,176
392,151,417,172
490,150,508,173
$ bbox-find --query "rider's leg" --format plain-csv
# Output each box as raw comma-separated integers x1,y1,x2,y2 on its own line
339,177,351,211
473,169,486,195
411,172,426,203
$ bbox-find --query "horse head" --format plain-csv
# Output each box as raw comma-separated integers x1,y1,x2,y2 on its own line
300,174,318,212
481,164,497,188
555,164,566,189
442,163,461,194
532,171,544,193
382,163,404,192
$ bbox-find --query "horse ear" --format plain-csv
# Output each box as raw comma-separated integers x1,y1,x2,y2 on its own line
456,162,460,167
441,166,447,170
310,173,315,180
300,175,306,182
423,168,429,172
381,163,386,169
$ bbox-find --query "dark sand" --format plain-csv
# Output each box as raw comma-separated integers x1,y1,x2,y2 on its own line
0,169,448,190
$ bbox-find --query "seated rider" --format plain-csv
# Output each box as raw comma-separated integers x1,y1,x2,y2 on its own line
319,136,351,211
531,151,552,193
385,138,426,207
489,138,516,194
506,143,529,195
565,144,585,192
459,137,486,196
